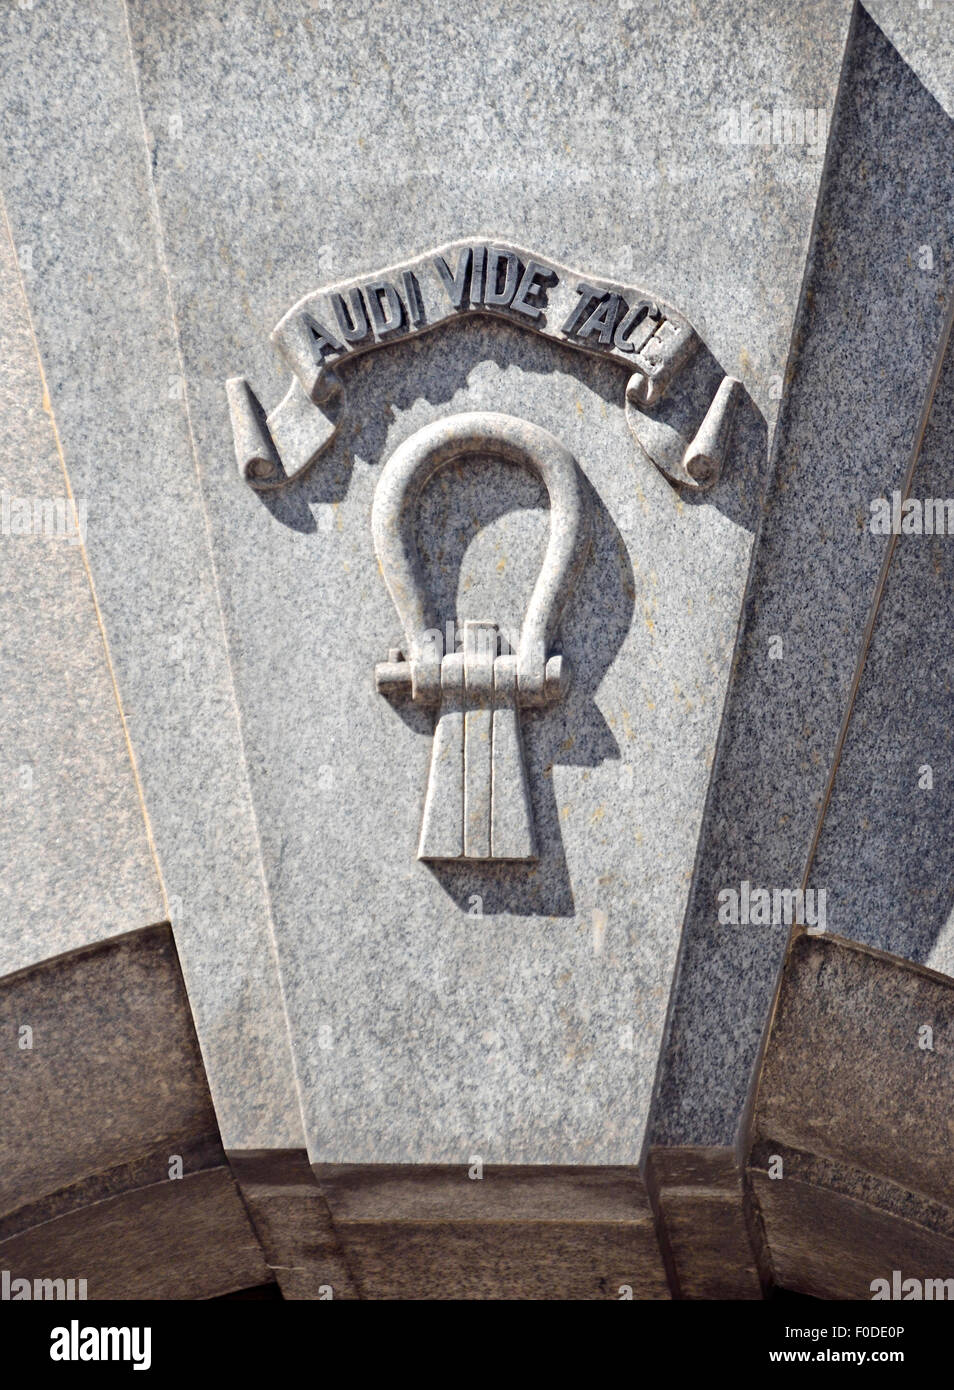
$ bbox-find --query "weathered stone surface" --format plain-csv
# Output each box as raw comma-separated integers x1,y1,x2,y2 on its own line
0,926,218,1214
646,1149,766,1299
752,1172,954,1302
0,0,853,1173
0,0,303,1149
334,1221,665,1301
650,6,954,1153
808,293,954,971
316,1165,667,1300
749,931,954,1299
753,933,954,1207
0,926,271,1299
229,1150,358,1300
109,0,863,1169
0,1169,271,1302
10,0,954,1304
0,191,162,975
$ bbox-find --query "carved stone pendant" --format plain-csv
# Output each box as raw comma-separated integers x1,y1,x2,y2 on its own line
372,411,592,862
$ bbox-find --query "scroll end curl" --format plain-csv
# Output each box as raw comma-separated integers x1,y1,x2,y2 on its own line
226,376,282,489
681,375,742,491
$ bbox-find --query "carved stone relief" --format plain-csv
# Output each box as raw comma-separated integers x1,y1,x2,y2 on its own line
226,240,741,495
371,412,591,862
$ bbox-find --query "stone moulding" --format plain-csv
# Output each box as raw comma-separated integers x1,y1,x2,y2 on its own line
371,412,592,863
225,239,741,494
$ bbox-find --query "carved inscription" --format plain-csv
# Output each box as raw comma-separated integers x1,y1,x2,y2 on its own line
226,239,741,495
271,241,697,412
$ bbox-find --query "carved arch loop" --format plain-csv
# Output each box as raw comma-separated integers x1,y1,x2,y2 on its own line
371,412,592,707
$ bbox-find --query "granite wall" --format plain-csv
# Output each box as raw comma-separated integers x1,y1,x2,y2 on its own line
2,0,953,1299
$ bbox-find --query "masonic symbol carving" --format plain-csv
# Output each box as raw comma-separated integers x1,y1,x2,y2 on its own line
372,412,592,862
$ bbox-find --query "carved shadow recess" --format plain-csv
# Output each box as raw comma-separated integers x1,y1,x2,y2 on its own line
226,239,741,494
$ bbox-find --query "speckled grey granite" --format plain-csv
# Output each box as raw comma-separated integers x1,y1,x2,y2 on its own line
646,7,954,1297
802,3,954,974
0,194,163,974
5,0,954,1302
865,0,954,116
650,6,954,1158
808,326,954,970
0,1,302,1148
193,320,765,1166
127,0,852,440
117,0,853,1167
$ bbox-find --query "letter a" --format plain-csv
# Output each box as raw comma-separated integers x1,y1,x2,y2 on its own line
50,1328,71,1361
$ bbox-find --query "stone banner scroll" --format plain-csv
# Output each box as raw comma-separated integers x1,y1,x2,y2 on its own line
226,239,742,495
